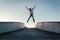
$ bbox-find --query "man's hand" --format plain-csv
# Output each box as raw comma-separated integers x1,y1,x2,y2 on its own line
32,5,36,10
34,5,36,7
26,6,29,10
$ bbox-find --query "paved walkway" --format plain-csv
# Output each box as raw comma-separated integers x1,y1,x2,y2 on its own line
0,28,60,40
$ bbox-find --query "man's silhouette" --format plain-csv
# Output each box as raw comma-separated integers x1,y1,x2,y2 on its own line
26,5,36,23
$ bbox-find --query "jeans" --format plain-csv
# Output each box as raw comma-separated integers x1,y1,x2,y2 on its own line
27,14,35,23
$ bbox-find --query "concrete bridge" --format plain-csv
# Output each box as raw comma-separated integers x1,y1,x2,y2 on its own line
0,28,60,40
0,22,60,40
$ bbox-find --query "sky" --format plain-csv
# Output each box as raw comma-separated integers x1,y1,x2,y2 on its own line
0,0,60,27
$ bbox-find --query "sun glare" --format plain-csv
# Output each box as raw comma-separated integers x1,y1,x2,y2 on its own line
25,23,36,28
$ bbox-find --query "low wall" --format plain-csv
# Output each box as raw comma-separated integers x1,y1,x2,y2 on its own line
36,22,60,33
0,22,25,33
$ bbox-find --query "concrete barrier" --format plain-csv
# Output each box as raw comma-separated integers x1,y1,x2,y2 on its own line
0,22,25,33
36,22,60,33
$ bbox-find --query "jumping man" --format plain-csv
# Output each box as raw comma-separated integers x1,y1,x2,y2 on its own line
26,5,36,23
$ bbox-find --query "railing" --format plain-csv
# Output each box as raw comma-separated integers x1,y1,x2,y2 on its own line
0,22,25,33
36,22,60,33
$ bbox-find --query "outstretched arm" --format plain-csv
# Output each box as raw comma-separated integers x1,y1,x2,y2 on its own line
32,5,36,10
26,6,29,10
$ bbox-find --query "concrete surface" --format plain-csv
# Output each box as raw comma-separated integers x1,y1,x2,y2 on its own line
36,22,60,33
0,28,60,40
0,22,25,33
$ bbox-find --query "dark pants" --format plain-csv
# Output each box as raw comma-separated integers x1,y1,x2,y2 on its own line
27,14,35,23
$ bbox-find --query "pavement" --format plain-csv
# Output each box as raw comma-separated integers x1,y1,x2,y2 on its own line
0,28,60,40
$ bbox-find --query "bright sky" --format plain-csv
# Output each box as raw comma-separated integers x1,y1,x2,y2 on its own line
0,0,60,28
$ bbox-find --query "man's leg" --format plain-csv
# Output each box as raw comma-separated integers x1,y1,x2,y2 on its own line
27,14,32,22
31,14,35,23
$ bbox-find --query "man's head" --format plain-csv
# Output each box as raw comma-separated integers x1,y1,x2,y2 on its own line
29,8,31,10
